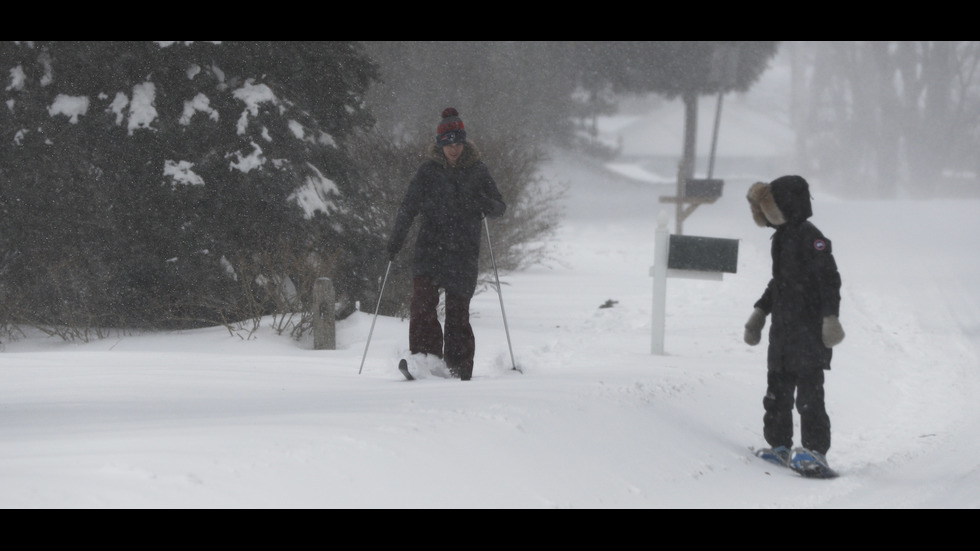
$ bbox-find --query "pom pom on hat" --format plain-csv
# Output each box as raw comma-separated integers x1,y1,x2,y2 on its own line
436,107,466,146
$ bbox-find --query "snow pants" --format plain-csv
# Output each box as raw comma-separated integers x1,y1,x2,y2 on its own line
409,275,475,380
762,368,831,455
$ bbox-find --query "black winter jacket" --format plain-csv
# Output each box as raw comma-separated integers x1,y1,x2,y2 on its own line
749,176,842,373
387,142,506,298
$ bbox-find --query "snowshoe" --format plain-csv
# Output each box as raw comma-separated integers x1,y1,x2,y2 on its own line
790,448,838,479
398,359,414,381
755,445,792,468
398,353,451,380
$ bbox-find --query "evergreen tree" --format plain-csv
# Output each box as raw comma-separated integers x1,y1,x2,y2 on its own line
0,41,378,334
792,41,980,197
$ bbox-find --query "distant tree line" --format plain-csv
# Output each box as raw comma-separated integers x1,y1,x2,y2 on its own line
0,41,778,341
788,41,980,198
363,42,778,164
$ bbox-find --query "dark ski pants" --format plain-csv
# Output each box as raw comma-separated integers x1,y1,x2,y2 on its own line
409,275,475,379
762,368,831,455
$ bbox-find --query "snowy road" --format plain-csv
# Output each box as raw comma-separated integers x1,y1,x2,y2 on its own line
2,149,979,508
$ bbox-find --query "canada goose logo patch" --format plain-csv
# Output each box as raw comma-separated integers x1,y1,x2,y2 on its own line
813,239,827,251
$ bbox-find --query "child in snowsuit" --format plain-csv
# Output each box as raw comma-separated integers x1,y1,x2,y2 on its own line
744,175,845,476
386,108,506,381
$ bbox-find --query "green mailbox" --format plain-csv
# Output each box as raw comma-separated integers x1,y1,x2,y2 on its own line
667,234,739,274
684,178,724,201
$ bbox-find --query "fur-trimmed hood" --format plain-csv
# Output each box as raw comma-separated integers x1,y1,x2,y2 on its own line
747,181,782,227
747,175,813,227
427,140,483,169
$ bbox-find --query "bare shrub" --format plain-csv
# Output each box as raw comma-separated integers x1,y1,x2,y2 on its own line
340,128,565,319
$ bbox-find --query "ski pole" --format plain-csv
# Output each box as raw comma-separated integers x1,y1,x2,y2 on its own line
358,260,392,375
484,218,521,373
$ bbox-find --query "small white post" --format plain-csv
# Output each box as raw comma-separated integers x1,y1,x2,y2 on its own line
313,277,336,350
651,210,669,355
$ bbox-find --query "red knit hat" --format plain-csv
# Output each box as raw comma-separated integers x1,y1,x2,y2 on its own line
436,107,466,146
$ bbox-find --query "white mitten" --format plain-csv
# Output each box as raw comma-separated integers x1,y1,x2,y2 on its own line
744,308,767,346
822,315,845,348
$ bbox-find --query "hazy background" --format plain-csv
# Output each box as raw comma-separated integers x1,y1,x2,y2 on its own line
364,41,979,199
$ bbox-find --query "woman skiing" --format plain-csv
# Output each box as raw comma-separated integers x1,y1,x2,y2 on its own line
386,108,506,381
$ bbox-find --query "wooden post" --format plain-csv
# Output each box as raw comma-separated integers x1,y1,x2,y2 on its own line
313,277,335,350
707,92,724,180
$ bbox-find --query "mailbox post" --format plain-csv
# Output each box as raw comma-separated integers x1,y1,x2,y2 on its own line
651,212,670,355
650,211,739,354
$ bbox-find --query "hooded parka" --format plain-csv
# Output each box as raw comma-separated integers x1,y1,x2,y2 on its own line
748,175,842,373
387,141,506,298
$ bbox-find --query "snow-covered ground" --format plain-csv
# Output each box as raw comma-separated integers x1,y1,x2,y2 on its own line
2,137,979,507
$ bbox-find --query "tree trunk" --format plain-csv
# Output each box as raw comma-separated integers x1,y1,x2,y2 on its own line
674,90,699,234
681,90,699,183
